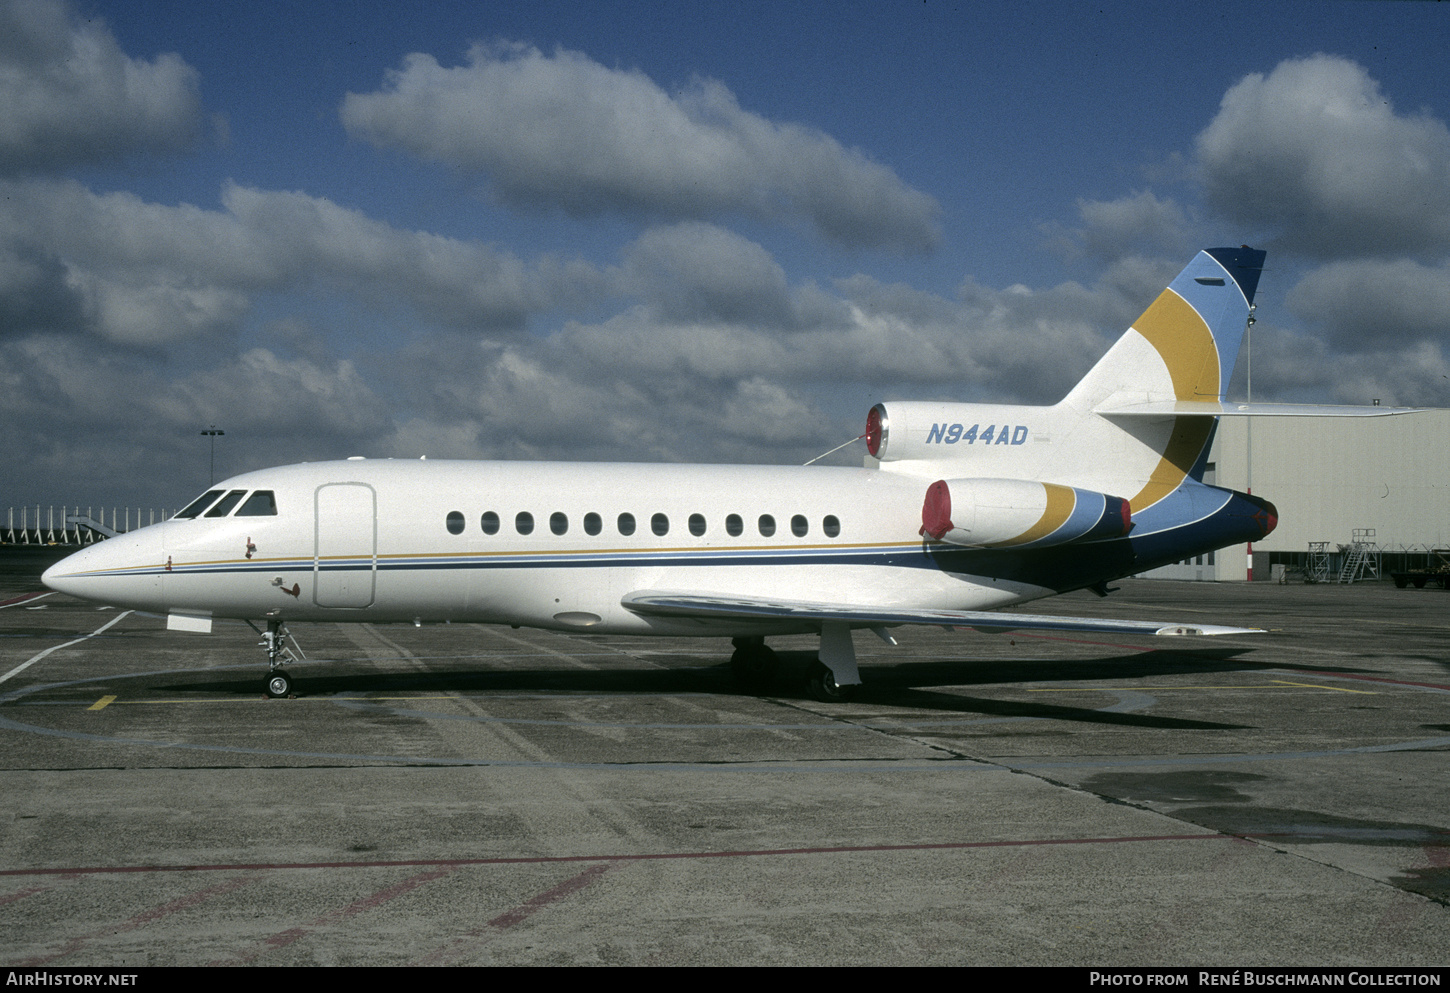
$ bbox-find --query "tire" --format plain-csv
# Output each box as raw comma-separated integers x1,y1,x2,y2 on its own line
265,670,292,698
806,662,856,703
730,644,778,692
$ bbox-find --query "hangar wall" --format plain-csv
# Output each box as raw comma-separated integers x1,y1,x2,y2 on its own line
1138,409,1450,581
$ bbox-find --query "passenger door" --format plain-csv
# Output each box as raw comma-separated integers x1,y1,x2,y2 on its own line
314,483,376,608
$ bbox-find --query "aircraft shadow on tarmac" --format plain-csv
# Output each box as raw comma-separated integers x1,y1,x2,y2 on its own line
158,645,1266,731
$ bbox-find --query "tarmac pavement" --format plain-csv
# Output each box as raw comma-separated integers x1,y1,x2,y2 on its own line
1,570,1446,966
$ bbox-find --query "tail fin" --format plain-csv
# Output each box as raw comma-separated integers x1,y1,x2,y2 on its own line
1064,246,1265,413
1057,247,1264,516
866,248,1266,516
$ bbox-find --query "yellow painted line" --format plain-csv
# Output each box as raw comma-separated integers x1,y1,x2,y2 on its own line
101,697,297,705
1268,679,1375,695
61,695,456,706
1031,683,1375,694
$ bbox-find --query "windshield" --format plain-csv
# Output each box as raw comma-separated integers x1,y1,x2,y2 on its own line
174,489,224,519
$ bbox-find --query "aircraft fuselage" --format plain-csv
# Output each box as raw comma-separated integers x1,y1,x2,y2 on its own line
46,457,1268,638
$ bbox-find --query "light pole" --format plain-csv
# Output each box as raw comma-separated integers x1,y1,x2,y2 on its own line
1244,307,1255,582
200,425,224,485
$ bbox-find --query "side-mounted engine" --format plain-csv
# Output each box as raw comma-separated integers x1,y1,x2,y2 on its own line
918,477,1131,549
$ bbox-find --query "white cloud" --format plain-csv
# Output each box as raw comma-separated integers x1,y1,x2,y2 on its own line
341,42,941,251
1286,258,1450,351
1196,55,1450,257
0,179,610,344
622,222,798,328
0,0,202,174
1072,192,1194,263
73,275,250,347
1241,323,1450,408
0,334,399,503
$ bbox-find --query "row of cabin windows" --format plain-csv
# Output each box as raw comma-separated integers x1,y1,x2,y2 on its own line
174,488,278,519
445,510,841,539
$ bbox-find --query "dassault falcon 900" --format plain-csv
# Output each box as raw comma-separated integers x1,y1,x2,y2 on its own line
42,247,1402,701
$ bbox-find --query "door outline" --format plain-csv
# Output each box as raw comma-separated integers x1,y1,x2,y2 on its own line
314,482,377,608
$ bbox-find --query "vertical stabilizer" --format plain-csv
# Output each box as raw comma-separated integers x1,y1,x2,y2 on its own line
1064,246,1265,413
1054,247,1264,515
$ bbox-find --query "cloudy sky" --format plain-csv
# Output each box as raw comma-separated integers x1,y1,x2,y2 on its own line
3,0,1449,510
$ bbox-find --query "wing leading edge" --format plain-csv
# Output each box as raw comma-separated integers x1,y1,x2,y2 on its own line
621,591,1262,638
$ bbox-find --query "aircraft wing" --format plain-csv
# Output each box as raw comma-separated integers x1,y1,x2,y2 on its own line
621,591,1262,637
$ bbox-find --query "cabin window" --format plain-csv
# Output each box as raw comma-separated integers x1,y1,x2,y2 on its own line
235,490,277,516
823,515,840,538
204,490,247,518
446,511,465,535
550,512,568,535
481,511,499,535
688,513,706,536
618,512,636,536
651,513,669,536
584,512,602,535
758,514,776,537
791,515,808,537
175,490,224,519
516,512,534,535
725,514,743,537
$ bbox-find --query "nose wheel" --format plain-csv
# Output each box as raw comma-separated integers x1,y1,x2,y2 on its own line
251,617,303,698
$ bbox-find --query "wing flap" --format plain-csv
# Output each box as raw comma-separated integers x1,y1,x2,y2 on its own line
621,590,1261,637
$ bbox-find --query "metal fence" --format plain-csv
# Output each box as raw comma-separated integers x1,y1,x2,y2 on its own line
3,506,173,545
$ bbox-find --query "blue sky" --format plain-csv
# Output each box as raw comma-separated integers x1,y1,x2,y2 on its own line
4,0,1449,508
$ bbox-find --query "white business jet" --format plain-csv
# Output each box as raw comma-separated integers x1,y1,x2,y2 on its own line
42,247,1397,701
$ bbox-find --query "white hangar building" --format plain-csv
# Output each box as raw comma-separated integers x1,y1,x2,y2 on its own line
1140,409,1450,582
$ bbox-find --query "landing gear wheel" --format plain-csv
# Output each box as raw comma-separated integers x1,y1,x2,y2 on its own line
730,641,779,692
806,662,856,703
265,669,292,698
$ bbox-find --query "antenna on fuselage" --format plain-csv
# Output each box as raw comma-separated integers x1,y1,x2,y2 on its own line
803,433,865,466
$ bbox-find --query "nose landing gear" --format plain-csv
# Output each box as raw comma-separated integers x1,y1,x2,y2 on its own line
248,617,305,698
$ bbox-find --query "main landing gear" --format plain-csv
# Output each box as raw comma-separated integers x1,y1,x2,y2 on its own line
249,618,305,698
806,661,854,702
730,623,863,703
730,637,779,693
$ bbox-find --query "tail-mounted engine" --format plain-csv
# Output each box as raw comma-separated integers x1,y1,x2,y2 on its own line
866,401,1038,463
920,477,1131,549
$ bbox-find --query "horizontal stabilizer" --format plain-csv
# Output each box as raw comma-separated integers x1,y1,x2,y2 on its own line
622,591,1262,638
1096,400,1421,418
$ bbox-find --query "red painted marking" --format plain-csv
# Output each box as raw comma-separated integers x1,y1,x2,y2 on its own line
0,834,1232,880
488,863,611,929
211,866,459,966
416,863,613,965
0,592,48,608
1293,669,1450,693
12,875,256,966
1005,631,1156,651
0,886,48,906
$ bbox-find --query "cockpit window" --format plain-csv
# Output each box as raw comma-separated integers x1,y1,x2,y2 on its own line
175,489,225,519
235,490,278,516
204,489,247,518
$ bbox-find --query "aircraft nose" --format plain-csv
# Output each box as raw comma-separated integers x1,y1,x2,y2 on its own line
42,527,166,607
